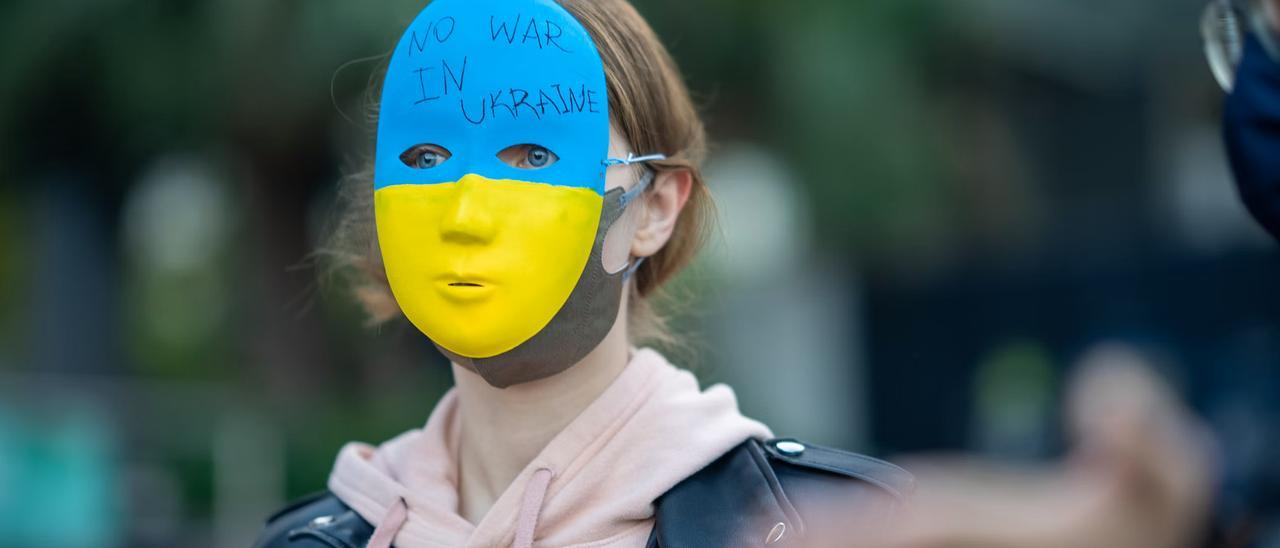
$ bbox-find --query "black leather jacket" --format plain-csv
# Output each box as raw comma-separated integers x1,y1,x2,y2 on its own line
254,437,914,547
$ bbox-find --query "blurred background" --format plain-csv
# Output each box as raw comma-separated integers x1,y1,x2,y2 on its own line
2,0,1278,546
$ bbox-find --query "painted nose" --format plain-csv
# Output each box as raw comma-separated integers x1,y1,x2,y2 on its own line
440,174,498,244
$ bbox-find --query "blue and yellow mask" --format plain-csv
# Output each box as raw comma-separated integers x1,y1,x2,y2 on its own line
375,0,657,387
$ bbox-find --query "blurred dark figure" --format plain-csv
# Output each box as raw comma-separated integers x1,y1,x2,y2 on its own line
854,346,1218,548
1222,1,1280,241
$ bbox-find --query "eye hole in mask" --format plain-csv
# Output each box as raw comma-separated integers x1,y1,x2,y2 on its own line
497,144,560,170
400,144,452,169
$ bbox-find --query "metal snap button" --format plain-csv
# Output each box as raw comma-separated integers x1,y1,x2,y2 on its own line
774,440,806,456
310,515,335,527
766,522,787,544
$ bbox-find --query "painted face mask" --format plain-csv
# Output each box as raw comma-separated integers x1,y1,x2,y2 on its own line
375,0,662,388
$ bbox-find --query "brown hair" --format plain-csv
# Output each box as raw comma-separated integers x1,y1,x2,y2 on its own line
325,0,711,345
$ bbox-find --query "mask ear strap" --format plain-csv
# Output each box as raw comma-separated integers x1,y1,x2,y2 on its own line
602,152,665,282
603,152,667,167
619,168,655,208
622,256,646,281
613,172,653,282
603,152,666,208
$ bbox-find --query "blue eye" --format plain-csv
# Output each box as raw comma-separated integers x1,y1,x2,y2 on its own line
527,146,551,168
400,144,451,170
416,151,443,168
497,144,559,170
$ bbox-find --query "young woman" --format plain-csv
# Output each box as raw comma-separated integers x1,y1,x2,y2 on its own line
254,1,911,546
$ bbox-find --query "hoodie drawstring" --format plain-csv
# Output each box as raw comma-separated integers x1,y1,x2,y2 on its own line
365,469,552,548
368,497,408,548
513,467,553,548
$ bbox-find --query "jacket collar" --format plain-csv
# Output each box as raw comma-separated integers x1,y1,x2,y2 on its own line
650,439,802,547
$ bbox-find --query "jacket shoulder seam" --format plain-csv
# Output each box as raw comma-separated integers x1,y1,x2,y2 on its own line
265,490,331,524
763,438,916,502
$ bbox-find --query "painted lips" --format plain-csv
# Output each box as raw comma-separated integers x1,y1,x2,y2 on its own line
436,274,496,303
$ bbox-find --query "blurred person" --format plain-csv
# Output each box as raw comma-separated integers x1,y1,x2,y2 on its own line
832,346,1219,548
1216,0,1280,240
253,1,911,547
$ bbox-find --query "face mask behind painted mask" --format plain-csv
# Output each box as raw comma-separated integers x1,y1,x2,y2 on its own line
374,0,666,388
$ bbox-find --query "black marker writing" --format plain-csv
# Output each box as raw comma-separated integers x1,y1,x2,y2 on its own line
552,84,568,114
510,88,541,119
564,85,588,113
522,18,543,48
544,21,569,53
435,17,457,42
408,16,457,56
490,14,523,43
443,56,467,94
414,67,440,104
458,84,600,124
488,90,516,119
536,89,563,116
460,96,486,125
490,14,572,52
413,56,468,105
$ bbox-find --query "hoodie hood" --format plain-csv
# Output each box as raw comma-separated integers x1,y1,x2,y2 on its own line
327,348,773,547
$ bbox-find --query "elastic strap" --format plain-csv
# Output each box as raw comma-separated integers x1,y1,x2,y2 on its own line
622,256,646,282
602,152,667,167
618,168,655,209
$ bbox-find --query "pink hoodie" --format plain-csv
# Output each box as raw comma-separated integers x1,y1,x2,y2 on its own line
327,348,773,548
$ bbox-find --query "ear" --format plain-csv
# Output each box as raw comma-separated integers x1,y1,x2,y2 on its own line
631,169,693,258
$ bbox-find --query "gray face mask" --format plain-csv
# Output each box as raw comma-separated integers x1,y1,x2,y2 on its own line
439,171,654,388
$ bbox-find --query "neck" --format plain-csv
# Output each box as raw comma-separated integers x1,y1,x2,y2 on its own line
453,295,631,525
